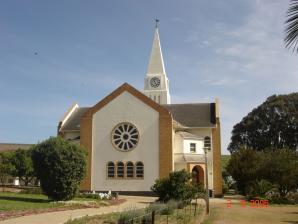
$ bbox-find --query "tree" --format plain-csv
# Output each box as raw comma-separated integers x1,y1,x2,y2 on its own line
151,169,203,203
227,147,298,197
228,93,298,153
262,149,298,197
226,147,263,195
0,152,15,185
285,0,298,52
31,137,87,201
11,149,35,186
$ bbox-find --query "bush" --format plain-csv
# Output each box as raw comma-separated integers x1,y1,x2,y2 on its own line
118,208,142,224
151,170,202,203
246,179,275,197
31,137,87,201
145,203,167,214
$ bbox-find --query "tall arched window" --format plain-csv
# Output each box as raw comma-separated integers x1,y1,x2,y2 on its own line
126,162,134,178
117,162,124,178
136,162,144,178
107,162,115,178
204,136,211,150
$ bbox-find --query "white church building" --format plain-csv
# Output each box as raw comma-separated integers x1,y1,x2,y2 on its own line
58,26,223,197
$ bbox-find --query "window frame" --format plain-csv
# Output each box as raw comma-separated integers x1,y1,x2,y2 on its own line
117,161,124,178
204,136,211,150
190,143,196,153
126,161,134,178
107,161,115,179
135,161,144,179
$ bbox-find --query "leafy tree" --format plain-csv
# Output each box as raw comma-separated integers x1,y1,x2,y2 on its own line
285,0,298,52
228,93,298,153
227,148,298,197
0,152,15,185
151,169,203,203
226,147,263,195
11,149,35,186
262,149,298,197
31,137,87,201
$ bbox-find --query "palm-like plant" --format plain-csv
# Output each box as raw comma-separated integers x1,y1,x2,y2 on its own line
285,0,298,52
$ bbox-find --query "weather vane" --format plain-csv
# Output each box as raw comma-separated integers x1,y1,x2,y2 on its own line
155,18,159,28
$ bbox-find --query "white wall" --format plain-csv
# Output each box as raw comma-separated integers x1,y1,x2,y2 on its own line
63,131,80,141
92,91,159,191
183,139,204,154
188,128,213,189
174,163,187,171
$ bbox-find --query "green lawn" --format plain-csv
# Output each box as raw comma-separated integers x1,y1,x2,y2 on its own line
0,192,61,211
0,192,103,212
0,192,111,221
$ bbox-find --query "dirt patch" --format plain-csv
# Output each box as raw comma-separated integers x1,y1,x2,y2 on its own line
203,198,298,224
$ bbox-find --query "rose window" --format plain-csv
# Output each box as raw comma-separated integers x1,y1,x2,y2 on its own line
112,122,139,151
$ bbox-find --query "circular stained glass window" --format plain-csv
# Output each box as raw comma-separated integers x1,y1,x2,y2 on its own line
111,122,139,151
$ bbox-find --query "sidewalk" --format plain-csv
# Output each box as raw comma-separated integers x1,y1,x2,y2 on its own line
0,196,157,224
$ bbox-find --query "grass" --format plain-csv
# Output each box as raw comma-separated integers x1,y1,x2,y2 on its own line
202,198,298,224
65,203,204,224
0,192,104,212
0,192,113,221
0,192,60,211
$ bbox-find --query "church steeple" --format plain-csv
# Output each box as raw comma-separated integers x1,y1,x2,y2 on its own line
144,22,171,104
147,26,166,75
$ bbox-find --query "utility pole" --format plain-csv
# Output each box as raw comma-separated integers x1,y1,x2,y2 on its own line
204,147,210,215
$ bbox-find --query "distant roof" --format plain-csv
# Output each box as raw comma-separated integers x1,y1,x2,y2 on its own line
177,131,202,139
163,103,216,127
60,103,216,132
60,107,89,131
0,143,33,152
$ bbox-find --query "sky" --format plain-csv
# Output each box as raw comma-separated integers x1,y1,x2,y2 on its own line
0,0,297,155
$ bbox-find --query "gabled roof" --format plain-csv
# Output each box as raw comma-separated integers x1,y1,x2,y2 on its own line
163,103,216,127
60,107,89,131
177,131,202,140
59,83,172,132
59,96,216,131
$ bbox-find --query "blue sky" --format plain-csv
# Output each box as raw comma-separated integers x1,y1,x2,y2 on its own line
0,0,297,154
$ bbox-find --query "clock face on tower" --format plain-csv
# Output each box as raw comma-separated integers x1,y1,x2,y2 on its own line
150,77,161,88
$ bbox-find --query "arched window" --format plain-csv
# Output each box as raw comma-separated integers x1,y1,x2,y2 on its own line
117,162,124,178
204,136,211,150
126,162,134,178
136,162,144,178
107,162,115,178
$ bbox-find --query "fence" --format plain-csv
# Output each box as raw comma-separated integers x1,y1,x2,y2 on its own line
118,199,204,224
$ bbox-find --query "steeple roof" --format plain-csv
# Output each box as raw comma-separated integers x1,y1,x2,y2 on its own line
147,28,166,75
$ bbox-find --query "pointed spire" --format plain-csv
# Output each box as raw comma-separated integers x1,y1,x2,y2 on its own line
147,24,166,75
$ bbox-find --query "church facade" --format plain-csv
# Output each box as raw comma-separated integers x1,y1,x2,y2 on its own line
58,27,223,197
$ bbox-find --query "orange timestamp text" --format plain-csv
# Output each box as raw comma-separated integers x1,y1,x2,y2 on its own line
226,199,269,208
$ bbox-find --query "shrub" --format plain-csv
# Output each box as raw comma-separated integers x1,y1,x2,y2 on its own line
151,170,202,203
247,179,275,197
118,208,142,224
31,137,87,201
145,203,167,214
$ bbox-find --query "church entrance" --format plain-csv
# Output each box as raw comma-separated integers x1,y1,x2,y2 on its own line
191,165,204,186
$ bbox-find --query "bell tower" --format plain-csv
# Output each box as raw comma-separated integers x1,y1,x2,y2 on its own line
143,21,171,104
